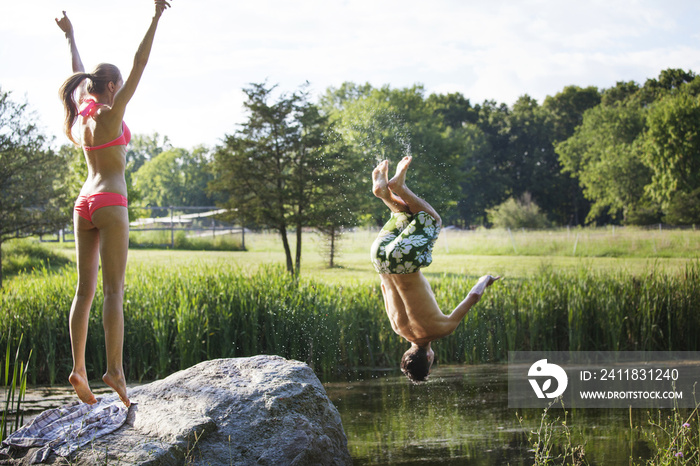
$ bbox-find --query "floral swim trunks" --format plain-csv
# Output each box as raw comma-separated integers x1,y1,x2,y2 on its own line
370,211,441,274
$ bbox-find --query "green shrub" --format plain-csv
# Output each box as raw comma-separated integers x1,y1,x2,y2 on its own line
487,193,552,229
0,239,71,279
624,201,663,226
664,188,700,226
128,230,244,251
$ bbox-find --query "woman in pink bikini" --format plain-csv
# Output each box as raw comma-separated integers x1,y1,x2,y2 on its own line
56,0,171,407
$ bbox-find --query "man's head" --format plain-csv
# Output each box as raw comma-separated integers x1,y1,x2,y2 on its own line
400,343,434,383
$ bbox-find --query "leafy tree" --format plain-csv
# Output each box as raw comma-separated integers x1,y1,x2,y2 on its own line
464,91,598,227
126,132,171,174
125,133,171,206
624,201,663,226
556,69,700,225
543,86,601,142
601,81,640,107
0,89,71,287
505,95,570,223
468,100,515,222
426,92,478,129
320,71,700,230
422,93,492,226
639,69,697,103
325,84,466,225
311,125,364,268
556,101,652,224
643,89,700,207
542,86,601,225
319,82,374,114
448,121,491,227
59,143,86,202
213,82,357,275
133,146,215,208
213,83,298,273
288,91,359,271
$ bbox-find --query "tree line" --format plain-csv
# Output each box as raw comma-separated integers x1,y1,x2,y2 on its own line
2,68,699,278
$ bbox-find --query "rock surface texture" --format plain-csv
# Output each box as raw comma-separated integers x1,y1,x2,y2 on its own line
4,356,352,465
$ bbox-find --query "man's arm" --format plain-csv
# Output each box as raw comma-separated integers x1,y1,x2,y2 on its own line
445,275,501,327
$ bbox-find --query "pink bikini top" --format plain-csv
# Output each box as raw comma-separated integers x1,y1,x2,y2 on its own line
79,99,131,151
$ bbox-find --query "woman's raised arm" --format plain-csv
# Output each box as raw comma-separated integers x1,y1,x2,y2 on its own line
55,11,85,74
110,0,171,119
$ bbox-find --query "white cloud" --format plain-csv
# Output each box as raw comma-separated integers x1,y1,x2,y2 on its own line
2,0,699,148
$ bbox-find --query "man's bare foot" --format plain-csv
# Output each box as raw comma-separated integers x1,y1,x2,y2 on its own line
388,155,412,193
69,370,97,405
372,159,391,199
103,370,130,407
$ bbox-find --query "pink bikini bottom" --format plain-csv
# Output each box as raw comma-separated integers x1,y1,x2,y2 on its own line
74,192,128,223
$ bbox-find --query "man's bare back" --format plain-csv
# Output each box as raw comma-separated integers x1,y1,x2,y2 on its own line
380,272,500,346
380,272,450,345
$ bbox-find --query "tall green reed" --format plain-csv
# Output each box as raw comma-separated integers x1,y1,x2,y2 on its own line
1,261,698,384
2,332,31,441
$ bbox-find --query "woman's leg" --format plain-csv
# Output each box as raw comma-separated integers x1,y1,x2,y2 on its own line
92,206,130,407
387,156,442,227
69,213,100,405
372,159,410,213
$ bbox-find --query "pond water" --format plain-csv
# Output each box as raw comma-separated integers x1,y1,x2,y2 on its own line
14,365,659,465
325,364,656,465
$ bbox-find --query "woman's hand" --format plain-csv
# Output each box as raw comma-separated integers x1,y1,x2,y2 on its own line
56,10,84,72
55,11,74,37
154,0,171,19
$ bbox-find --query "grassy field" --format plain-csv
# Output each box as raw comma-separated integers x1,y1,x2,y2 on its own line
16,225,699,286
126,226,700,283
1,226,698,386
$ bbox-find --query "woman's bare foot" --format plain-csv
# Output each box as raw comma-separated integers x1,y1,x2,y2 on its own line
372,159,391,199
103,370,130,407
388,155,412,193
69,370,97,405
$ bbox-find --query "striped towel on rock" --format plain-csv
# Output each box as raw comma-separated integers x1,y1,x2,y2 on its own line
0,396,130,463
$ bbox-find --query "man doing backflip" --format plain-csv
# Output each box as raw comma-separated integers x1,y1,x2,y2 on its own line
371,156,500,382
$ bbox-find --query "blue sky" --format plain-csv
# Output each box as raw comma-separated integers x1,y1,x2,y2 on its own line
2,0,700,149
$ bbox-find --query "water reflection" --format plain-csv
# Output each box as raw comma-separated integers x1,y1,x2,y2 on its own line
325,365,529,465
325,365,655,465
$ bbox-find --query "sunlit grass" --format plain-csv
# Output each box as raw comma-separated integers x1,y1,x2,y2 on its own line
0,239,71,280
23,226,699,287
435,226,699,258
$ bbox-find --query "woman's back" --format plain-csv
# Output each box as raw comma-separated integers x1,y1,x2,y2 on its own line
78,102,128,196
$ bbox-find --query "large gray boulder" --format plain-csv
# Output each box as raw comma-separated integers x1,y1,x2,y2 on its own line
5,356,352,465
